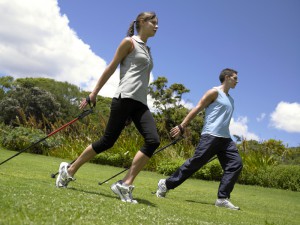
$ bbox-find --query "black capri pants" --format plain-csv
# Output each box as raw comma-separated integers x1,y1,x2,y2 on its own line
92,97,160,157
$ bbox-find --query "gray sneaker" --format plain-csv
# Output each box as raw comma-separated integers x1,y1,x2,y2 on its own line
111,181,138,204
215,198,240,210
55,162,75,188
156,179,168,198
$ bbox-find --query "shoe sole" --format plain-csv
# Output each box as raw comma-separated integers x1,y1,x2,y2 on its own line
156,191,166,198
215,205,240,210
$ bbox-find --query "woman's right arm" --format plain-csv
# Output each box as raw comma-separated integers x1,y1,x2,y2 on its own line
80,37,133,109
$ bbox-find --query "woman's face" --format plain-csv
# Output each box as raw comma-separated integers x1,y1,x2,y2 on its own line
142,17,158,37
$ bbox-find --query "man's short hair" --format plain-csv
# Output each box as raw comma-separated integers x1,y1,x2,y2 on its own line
219,68,238,83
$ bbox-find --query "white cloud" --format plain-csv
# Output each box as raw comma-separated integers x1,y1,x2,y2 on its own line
0,0,119,98
0,0,188,109
179,99,194,110
230,116,260,141
256,113,266,122
270,101,300,133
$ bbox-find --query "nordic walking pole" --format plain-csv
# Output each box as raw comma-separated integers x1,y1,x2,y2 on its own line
98,135,184,185
0,100,94,166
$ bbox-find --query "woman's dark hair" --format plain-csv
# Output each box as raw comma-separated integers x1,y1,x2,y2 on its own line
127,12,157,37
219,68,238,83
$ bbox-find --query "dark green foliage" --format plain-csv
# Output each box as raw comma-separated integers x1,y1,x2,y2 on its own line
14,77,82,120
193,160,223,180
93,153,132,168
156,158,223,181
282,146,300,165
239,165,300,191
0,85,61,126
0,98,21,124
157,158,185,175
0,76,14,100
1,126,63,154
149,76,203,145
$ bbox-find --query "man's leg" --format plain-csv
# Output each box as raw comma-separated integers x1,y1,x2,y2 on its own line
166,134,219,189
217,139,243,199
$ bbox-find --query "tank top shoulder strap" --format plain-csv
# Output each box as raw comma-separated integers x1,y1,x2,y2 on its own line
129,37,135,52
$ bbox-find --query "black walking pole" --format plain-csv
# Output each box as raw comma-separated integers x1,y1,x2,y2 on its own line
0,99,94,166
98,135,184,185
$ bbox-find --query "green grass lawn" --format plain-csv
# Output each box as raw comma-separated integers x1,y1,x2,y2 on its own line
1,148,299,225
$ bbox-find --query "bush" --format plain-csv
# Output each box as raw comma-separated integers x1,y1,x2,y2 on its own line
93,152,132,168
192,160,223,180
239,165,300,191
157,159,185,175
156,158,223,181
1,126,63,155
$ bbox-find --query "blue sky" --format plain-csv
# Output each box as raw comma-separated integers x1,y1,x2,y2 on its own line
0,0,299,147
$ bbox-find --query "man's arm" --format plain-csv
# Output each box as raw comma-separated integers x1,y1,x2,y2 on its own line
170,88,218,138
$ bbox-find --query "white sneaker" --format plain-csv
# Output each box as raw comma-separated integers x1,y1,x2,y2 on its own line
156,179,168,198
55,162,75,188
215,198,240,210
111,181,138,204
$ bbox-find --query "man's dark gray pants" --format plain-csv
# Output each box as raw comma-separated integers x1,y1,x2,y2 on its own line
165,134,243,199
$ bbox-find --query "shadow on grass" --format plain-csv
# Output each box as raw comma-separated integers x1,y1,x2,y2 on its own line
68,187,157,207
185,199,215,206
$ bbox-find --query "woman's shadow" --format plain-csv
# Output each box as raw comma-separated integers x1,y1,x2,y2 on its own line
68,187,157,207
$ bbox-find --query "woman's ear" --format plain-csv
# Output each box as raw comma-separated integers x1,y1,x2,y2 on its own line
139,19,145,26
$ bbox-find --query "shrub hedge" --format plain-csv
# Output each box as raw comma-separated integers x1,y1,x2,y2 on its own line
239,164,300,191
1,126,62,155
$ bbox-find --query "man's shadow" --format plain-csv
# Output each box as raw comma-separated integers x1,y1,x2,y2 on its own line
185,199,215,206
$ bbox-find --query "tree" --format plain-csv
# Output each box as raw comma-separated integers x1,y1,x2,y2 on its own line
0,97,21,125
149,77,190,112
0,85,61,126
149,77,204,144
0,76,14,101
14,78,81,121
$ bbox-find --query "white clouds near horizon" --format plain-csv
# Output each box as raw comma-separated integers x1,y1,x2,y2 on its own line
230,117,260,141
270,102,300,133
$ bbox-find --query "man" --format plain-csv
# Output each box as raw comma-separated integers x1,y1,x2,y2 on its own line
156,68,243,210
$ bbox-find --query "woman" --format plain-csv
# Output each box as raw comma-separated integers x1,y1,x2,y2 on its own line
56,12,160,204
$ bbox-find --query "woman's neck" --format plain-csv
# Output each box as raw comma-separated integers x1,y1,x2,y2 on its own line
136,33,148,44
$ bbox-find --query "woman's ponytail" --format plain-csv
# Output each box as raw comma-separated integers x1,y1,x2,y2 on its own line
126,20,135,37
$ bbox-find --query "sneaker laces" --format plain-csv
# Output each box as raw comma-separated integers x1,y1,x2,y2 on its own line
61,165,75,184
120,184,137,203
159,181,167,192
128,185,135,201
